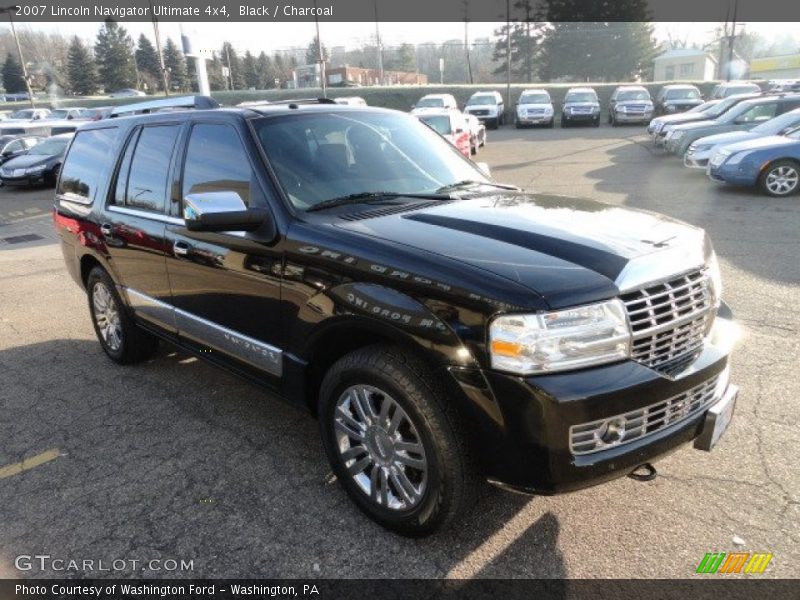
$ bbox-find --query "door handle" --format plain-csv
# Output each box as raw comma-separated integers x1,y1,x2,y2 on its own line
100,223,112,236
173,240,191,257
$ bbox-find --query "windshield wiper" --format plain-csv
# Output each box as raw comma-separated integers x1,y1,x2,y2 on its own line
435,180,519,194
306,191,451,212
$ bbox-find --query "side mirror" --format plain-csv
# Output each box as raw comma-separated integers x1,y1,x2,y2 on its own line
476,162,491,177
455,127,464,134
67,114,74,120
183,192,268,233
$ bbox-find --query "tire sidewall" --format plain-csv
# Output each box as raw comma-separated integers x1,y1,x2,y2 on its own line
760,161,800,197
319,362,447,535
87,269,126,361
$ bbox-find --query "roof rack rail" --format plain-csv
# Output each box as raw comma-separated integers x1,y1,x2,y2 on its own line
110,95,220,117
266,98,337,106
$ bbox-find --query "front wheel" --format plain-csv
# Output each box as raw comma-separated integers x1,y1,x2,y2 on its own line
318,345,479,537
759,160,800,197
86,267,158,364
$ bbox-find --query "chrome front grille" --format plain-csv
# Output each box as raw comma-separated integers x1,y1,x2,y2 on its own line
621,270,713,375
569,372,723,455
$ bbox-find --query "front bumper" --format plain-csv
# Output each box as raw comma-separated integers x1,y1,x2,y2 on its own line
707,162,757,186
563,112,599,122
445,313,738,494
684,151,711,169
517,114,553,125
0,172,46,186
614,111,653,123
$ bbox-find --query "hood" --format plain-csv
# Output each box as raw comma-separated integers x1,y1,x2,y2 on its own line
694,130,757,148
2,154,51,169
721,134,798,154
665,98,703,105
655,113,708,126
466,104,498,111
615,100,653,107
673,119,717,132
335,193,706,308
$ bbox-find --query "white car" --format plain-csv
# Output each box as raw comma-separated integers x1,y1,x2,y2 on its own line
333,96,367,106
464,91,505,129
684,107,800,169
108,89,147,98
4,108,51,121
463,114,486,154
514,89,554,128
411,94,458,112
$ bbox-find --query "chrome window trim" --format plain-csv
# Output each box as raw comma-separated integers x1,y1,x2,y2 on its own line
108,205,184,225
121,286,282,377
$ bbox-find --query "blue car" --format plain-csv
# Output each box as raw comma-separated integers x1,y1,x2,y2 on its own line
707,125,800,196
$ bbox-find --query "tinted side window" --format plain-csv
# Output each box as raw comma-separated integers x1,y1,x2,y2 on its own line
57,127,117,203
182,124,253,206
125,125,180,213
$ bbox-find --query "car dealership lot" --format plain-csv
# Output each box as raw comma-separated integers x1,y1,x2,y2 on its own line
0,127,798,578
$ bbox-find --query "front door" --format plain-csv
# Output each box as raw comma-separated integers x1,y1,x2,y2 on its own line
164,121,284,386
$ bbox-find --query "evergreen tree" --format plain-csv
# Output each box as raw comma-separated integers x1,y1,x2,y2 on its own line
256,52,276,89
305,35,327,65
135,33,161,91
273,53,287,88
163,38,188,92
492,1,544,83
220,42,245,90
2,52,27,93
242,50,259,89
207,53,226,91
94,20,137,92
66,36,98,96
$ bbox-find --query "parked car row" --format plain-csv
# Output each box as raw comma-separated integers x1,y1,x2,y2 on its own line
650,90,800,197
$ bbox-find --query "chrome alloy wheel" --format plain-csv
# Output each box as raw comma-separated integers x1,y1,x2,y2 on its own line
765,165,799,195
92,282,122,352
333,384,428,510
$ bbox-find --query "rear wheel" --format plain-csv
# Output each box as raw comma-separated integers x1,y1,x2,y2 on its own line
86,267,158,364
318,345,479,537
759,160,800,197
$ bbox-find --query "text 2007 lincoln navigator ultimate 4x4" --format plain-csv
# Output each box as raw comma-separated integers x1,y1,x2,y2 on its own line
54,96,739,536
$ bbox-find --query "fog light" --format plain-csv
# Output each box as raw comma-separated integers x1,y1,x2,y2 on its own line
598,417,627,445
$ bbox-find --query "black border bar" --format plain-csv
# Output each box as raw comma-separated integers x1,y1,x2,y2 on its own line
6,0,800,22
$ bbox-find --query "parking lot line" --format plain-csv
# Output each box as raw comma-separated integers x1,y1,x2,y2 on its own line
0,449,61,480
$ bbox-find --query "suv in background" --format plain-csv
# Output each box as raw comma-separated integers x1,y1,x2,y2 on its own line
54,96,739,537
415,108,471,156
514,89,555,128
411,93,458,112
464,91,505,129
608,86,654,126
561,87,600,127
655,84,704,115
710,81,762,99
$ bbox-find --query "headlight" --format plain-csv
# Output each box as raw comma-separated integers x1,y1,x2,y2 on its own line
707,252,722,308
666,105,677,112
591,106,600,113
724,151,747,166
617,106,627,113
544,107,553,115
489,299,631,375
694,144,711,153
26,164,47,174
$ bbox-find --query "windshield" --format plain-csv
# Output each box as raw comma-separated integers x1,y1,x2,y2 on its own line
565,92,597,103
254,112,485,211
704,96,743,118
665,88,700,100
10,110,34,119
693,101,718,113
419,115,452,135
752,111,800,135
467,95,497,106
46,110,69,119
617,90,650,101
416,97,444,108
519,93,550,104
29,138,69,156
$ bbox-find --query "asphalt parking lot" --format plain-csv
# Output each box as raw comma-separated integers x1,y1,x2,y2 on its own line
0,126,798,579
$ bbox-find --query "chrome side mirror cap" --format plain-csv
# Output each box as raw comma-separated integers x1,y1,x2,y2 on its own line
183,191,267,233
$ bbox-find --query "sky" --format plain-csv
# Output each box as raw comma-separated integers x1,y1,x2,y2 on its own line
6,21,799,55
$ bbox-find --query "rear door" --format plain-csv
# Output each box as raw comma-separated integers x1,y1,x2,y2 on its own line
164,120,284,386
102,122,183,333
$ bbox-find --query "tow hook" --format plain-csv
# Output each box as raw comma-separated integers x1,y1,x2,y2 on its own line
628,463,657,482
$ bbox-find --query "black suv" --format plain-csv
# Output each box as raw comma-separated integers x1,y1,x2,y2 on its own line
54,96,739,536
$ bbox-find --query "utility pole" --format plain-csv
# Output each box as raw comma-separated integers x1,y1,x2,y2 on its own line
149,0,170,96
181,26,210,96
506,0,511,111
374,0,383,84
726,0,738,82
0,6,35,108
463,0,473,84
313,0,326,97
225,44,233,90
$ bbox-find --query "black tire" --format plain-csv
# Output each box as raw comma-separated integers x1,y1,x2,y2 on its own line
593,117,600,128
86,266,158,364
547,118,554,129
46,163,61,187
515,119,522,129
560,118,567,128
758,159,800,197
491,118,499,130
318,344,480,537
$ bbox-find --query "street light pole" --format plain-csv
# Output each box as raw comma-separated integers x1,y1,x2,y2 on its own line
0,6,35,108
313,0,326,97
